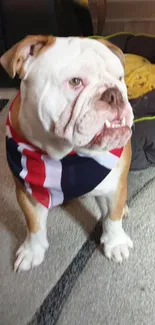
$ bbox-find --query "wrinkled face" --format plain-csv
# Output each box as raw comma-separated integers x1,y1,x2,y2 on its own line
1,36,134,151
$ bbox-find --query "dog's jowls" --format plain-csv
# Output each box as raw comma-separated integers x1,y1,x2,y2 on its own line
0,35,134,271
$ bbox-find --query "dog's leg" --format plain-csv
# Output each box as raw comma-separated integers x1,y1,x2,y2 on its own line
14,179,49,272
96,179,133,263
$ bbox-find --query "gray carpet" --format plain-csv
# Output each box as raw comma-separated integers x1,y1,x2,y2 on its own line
1,89,155,325
57,173,155,325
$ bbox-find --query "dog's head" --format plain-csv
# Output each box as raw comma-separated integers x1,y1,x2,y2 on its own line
0,35,133,153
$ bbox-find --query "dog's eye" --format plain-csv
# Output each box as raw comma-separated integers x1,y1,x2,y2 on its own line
119,76,123,81
69,78,82,87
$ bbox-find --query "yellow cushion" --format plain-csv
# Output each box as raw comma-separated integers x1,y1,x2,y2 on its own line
125,54,155,99
125,54,150,77
74,0,88,7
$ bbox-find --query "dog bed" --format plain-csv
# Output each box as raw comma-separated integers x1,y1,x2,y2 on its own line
91,33,155,171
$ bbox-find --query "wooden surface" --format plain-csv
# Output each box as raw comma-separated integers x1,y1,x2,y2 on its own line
89,0,107,34
103,21,155,36
103,0,155,36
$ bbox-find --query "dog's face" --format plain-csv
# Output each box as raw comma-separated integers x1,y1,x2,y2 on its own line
1,35,133,152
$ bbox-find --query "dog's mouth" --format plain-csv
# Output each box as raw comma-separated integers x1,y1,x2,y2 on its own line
94,116,126,138
103,116,126,129
88,114,131,149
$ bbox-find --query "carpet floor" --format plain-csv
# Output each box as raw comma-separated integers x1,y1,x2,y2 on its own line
57,174,155,325
0,89,155,325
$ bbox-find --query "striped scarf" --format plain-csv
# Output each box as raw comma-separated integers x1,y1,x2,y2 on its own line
6,97,123,208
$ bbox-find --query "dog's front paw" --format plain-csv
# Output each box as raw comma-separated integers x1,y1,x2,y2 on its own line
14,234,49,272
101,218,133,263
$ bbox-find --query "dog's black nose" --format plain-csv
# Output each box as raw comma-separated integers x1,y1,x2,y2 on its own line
100,87,123,106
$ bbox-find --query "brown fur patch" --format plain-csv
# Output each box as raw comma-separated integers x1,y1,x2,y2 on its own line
0,35,56,78
109,140,131,221
15,177,40,233
10,94,25,139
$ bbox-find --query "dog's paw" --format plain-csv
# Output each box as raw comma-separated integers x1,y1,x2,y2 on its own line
14,235,49,272
101,218,133,263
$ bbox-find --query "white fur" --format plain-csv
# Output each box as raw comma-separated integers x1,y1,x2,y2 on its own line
101,218,133,263
14,204,49,272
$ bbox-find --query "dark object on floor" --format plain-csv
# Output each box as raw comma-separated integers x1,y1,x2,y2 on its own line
0,98,9,111
0,0,93,88
73,1,93,37
130,91,155,170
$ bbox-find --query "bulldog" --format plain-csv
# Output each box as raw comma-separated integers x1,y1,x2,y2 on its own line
0,35,134,272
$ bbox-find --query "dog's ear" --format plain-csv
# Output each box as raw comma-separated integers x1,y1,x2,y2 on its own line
0,35,55,78
96,38,125,69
